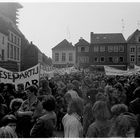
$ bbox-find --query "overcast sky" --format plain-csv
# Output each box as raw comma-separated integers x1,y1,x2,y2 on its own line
18,2,140,57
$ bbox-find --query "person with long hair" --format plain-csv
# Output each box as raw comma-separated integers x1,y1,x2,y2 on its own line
109,112,138,137
0,126,17,138
86,100,111,137
62,97,84,137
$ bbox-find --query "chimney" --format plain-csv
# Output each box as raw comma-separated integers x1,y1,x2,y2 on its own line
79,37,83,41
31,41,33,45
90,32,94,43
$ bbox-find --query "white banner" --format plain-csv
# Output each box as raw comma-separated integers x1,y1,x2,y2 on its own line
104,66,128,76
104,65,140,76
0,64,40,89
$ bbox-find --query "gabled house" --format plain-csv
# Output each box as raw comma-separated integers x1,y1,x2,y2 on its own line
52,39,76,68
75,37,90,68
90,32,127,70
127,29,140,67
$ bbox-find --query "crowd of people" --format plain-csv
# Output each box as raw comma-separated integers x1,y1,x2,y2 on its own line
0,70,140,138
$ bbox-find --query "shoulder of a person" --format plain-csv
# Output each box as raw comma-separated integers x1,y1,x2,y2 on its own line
88,122,97,129
130,98,140,104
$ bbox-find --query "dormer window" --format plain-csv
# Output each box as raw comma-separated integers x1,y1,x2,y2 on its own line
81,47,85,52
138,37,140,42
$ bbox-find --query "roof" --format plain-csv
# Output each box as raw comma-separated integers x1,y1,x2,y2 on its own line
91,33,126,44
127,29,140,43
75,38,89,46
52,39,74,50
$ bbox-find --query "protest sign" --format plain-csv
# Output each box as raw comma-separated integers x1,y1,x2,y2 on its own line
0,64,40,89
104,66,127,76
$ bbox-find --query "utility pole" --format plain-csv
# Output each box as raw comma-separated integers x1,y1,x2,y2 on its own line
137,20,140,30
66,26,71,42
121,19,125,34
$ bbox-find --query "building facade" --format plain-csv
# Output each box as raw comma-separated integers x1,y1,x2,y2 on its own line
0,3,22,71
127,29,140,67
90,32,127,70
52,39,76,68
75,37,90,68
0,32,8,61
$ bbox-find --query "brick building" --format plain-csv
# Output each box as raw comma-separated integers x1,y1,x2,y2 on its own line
90,32,127,70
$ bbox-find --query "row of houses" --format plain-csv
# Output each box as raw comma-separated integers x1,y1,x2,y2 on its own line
52,29,140,70
0,3,52,72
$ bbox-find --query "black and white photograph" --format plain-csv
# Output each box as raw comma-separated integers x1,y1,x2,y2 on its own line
0,0,140,138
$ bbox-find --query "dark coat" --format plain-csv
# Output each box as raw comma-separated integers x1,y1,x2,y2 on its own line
30,112,57,138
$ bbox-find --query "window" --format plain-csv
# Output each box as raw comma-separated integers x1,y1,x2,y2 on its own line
14,46,16,60
138,55,140,62
10,44,13,59
55,53,59,62
93,46,99,52
100,57,105,62
81,47,85,52
2,36,4,44
130,47,135,53
62,53,66,61
1,49,4,60
11,33,14,42
69,53,73,61
94,57,99,62
14,36,16,44
79,56,89,63
17,48,20,60
108,46,113,52
138,46,140,53
119,45,124,52
114,57,118,63
100,46,105,52
119,57,124,62
137,36,140,42
7,43,9,58
114,46,118,52
17,38,19,45
130,55,135,62
108,57,113,62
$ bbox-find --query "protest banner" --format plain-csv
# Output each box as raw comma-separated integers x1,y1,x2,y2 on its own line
0,64,40,89
104,66,128,76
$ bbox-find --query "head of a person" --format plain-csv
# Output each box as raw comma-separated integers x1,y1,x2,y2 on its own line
100,79,106,88
134,77,140,87
0,94,5,104
95,92,106,101
67,83,74,91
64,90,79,105
68,97,84,117
42,95,56,112
10,98,23,112
86,88,98,104
1,114,17,132
17,83,24,92
0,126,17,138
40,79,49,88
92,100,111,121
109,112,138,137
26,85,38,97
133,87,140,98
72,80,80,89
111,104,128,117
114,82,124,94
